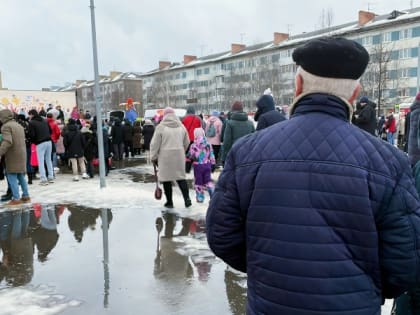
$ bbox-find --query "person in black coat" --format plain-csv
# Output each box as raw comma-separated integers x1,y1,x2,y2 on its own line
81,124,97,178
122,119,134,158
63,119,87,181
111,119,124,160
141,120,155,152
353,96,377,135
254,94,286,130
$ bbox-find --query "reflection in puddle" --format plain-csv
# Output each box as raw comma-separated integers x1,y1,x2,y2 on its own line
0,204,112,289
0,201,247,314
0,203,111,315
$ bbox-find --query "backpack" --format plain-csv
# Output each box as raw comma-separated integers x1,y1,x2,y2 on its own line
207,121,216,137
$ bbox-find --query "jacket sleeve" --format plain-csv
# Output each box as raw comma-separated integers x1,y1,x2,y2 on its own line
376,161,420,298
222,122,232,161
0,126,12,156
206,152,246,272
355,107,372,124
54,125,61,140
183,128,190,151
256,116,266,131
149,127,162,162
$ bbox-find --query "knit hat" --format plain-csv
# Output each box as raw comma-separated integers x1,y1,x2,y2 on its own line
292,37,369,80
163,107,175,116
256,95,275,111
231,101,244,112
360,96,369,103
186,105,196,115
211,110,220,117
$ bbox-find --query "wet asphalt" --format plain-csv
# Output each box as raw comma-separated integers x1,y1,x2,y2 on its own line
0,159,247,315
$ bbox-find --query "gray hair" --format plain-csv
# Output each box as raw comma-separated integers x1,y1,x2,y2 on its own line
297,67,359,100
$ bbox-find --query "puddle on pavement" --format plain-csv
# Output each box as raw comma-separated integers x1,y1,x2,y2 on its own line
122,168,195,188
0,203,246,315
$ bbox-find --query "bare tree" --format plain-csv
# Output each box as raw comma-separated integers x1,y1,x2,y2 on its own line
360,41,394,115
223,61,251,110
147,71,173,107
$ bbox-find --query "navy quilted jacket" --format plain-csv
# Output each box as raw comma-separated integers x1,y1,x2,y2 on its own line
206,94,420,315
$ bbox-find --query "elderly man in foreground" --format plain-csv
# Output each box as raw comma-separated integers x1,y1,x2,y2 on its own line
206,37,420,315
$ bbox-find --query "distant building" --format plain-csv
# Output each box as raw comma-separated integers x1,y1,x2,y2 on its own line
140,7,420,115
55,71,143,115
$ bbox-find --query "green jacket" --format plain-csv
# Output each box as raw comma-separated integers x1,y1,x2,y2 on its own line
222,111,255,161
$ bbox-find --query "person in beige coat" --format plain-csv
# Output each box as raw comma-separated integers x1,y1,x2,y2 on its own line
150,107,192,208
0,109,30,206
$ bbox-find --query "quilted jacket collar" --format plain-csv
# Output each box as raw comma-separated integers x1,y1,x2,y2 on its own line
290,93,352,122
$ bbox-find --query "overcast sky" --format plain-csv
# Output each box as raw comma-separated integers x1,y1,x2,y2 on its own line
0,0,413,90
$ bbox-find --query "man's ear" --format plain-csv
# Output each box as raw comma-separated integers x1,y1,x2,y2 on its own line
349,84,361,104
295,74,303,97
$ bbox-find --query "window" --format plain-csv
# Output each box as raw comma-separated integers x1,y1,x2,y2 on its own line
413,26,420,37
372,34,381,45
204,67,210,74
400,29,412,39
391,31,400,41
399,48,410,59
271,54,280,63
196,69,202,76
182,72,187,79
399,68,409,78
383,32,392,42
412,47,419,57
362,36,372,46
398,88,410,97
247,59,255,67
409,68,418,77
260,56,268,65
388,70,397,80
176,73,180,79
280,49,291,58
390,50,399,60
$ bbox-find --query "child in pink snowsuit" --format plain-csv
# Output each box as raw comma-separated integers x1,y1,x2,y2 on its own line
187,128,215,203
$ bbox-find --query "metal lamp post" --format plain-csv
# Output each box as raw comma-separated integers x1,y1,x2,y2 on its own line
89,0,106,188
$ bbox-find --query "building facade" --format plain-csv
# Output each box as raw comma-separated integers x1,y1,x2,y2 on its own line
140,7,420,115
57,72,143,116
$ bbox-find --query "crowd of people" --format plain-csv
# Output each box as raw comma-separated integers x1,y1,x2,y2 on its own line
0,105,159,206
2,36,420,314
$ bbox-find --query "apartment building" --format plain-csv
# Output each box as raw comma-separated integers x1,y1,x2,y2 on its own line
57,71,143,114
141,7,420,114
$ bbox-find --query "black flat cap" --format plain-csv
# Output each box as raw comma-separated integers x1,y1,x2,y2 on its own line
292,37,369,80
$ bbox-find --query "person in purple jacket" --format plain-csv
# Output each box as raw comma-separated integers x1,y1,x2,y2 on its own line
206,37,420,315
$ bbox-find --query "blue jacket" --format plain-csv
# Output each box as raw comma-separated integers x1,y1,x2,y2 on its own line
207,93,420,315
255,94,286,130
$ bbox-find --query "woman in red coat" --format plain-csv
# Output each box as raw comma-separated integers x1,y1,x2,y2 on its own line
384,113,396,145
182,106,203,173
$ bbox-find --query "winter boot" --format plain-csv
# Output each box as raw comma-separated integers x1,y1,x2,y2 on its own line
1,188,12,202
163,182,173,208
28,173,33,185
